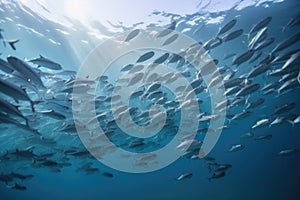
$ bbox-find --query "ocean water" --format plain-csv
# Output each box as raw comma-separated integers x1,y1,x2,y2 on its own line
0,0,300,200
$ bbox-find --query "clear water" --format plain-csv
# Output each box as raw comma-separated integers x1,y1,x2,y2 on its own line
0,0,300,199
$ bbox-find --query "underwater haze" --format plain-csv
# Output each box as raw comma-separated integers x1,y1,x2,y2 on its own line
0,0,300,200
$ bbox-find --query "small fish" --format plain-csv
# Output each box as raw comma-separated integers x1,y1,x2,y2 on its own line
249,16,272,36
176,173,193,181
124,29,140,42
249,51,262,63
272,32,300,53
254,37,275,51
231,111,251,120
102,172,114,178
217,18,237,36
286,14,300,29
136,51,155,63
255,134,272,141
246,63,270,79
252,118,270,129
278,149,298,157
208,171,226,181
278,78,298,94
120,64,134,72
127,72,144,86
152,53,169,65
281,51,300,70
7,183,26,191
240,132,254,139
229,144,244,152
232,50,255,66
274,102,296,115
28,55,62,70
246,98,265,109
235,83,260,97
162,34,178,46
249,27,268,49
222,29,243,42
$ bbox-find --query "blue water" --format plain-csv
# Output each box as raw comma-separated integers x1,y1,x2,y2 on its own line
0,0,300,200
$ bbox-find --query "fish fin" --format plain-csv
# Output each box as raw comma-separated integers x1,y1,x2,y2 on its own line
8,40,18,50
287,120,295,127
39,54,44,58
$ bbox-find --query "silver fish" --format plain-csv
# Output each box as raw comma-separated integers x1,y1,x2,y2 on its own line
229,144,244,152
274,102,296,115
278,149,298,157
254,37,275,51
249,16,272,35
28,55,62,70
176,173,193,181
217,18,237,36
246,63,270,79
235,83,260,97
252,118,270,129
272,32,300,53
249,27,268,49
233,50,255,66
222,29,243,42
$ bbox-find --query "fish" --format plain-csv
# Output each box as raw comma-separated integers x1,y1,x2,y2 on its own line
272,32,300,53
240,132,254,139
120,64,134,72
235,83,260,97
254,134,272,141
127,72,144,86
124,29,140,42
136,51,155,63
246,63,270,79
152,53,169,65
7,56,45,88
246,98,265,109
102,172,114,178
252,118,270,129
221,29,243,42
0,97,28,124
274,102,296,115
231,111,251,121
249,27,268,49
249,16,272,36
0,58,14,73
176,173,193,181
229,144,244,152
7,183,26,191
286,14,300,29
278,149,298,157
254,37,275,51
208,171,226,181
249,51,262,63
162,34,178,46
216,18,237,36
232,50,255,66
9,172,34,181
28,55,62,70
278,78,299,94
281,51,300,70
156,21,176,38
